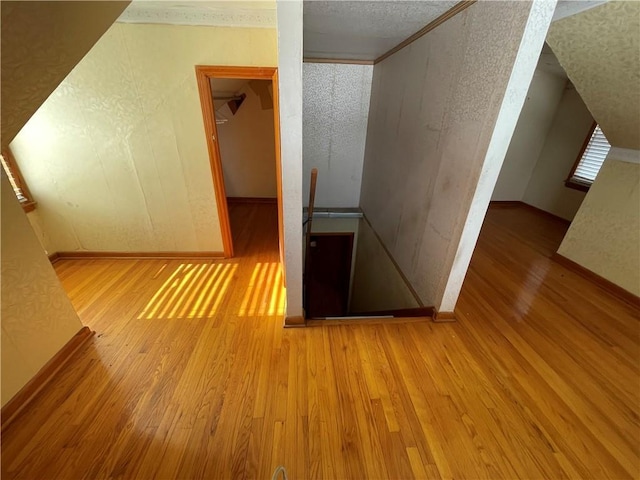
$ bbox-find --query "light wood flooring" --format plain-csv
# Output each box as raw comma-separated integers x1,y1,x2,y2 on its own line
1,203,638,479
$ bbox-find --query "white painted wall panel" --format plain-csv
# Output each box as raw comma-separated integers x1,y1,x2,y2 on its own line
303,63,373,208
216,81,278,198
1,172,83,406
523,87,591,220
360,1,555,309
492,69,567,201
277,0,304,317
10,23,278,253
558,151,640,296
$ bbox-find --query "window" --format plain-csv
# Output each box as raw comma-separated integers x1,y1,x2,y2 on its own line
566,123,611,191
0,148,36,212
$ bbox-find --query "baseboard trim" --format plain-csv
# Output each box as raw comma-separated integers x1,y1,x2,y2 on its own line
433,309,457,322
552,253,640,308
306,317,430,327
54,251,225,260
1,326,94,432
489,201,571,225
48,252,60,264
284,316,306,327
347,306,434,318
227,197,277,204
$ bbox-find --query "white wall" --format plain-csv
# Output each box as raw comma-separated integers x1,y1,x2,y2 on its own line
276,0,303,318
11,23,278,254
361,1,555,309
1,173,84,406
439,1,556,313
492,68,566,200
349,218,420,313
558,148,640,296
303,63,373,208
216,81,277,198
523,86,591,220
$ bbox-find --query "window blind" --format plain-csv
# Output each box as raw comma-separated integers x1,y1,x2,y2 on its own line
0,154,27,203
571,125,610,184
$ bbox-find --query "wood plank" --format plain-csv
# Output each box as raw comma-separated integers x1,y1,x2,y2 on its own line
1,326,94,432
552,252,640,308
1,203,638,479
55,251,225,259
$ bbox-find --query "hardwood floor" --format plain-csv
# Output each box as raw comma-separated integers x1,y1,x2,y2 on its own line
2,204,638,479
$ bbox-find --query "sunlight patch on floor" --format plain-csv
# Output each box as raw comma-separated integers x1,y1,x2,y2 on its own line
138,263,237,319
238,262,285,316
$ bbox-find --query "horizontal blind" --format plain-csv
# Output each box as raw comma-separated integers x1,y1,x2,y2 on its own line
0,154,27,202
572,125,610,183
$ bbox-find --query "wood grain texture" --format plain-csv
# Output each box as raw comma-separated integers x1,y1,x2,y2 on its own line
55,251,225,259
1,203,638,479
552,252,640,308
490,200,571,225
1,326,94,432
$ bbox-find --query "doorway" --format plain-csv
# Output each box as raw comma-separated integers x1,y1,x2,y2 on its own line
305,233,354,318
195,66,284,267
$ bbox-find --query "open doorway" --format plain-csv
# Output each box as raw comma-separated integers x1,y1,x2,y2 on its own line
195,67,284,269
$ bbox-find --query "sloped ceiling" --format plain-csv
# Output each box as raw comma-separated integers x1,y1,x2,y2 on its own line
546,1,640,149
303,0,459,60
1,1,131,148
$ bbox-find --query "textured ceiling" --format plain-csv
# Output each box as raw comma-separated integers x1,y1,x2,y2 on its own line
552,0,608,21
118,0,276,28
211,78,251,95
303,0,459,60
547,1,640,149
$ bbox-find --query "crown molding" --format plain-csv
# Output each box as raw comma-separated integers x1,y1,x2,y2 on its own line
117,3,276,28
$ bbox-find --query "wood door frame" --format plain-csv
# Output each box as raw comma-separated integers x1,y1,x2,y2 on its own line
195,66,284,274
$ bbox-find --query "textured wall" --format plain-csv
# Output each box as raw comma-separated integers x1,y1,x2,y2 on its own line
361,1,553,308
216,81,277,198
523,86,591,221
558,149,640,296
492,68,566,201
349,218,420,313
11,23,277,254
277,0,304,317
303,63,373,208
547,1,640,149
1,1,130,148
1,172,83,407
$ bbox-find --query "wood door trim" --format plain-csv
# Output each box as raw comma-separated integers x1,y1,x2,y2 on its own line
195,66,284,266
